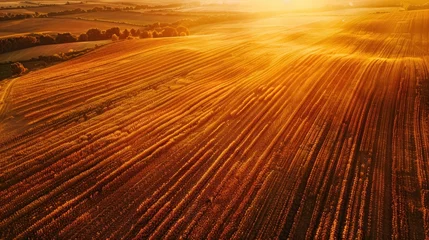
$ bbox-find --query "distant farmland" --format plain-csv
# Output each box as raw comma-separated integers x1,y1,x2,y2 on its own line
57,11,199,26
1,6,429,240
0,40,110,62
0,18,137,37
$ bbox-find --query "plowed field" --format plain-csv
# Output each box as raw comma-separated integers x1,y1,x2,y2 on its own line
1,9,429,239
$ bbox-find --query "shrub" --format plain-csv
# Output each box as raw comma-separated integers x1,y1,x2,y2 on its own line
38,54,63,62
162,26,178,37
53,53,66,61
179,32,187,36
78,33,88,41
10,62,27,75
140,30,152,38
111,34,119,41
126,36,134,40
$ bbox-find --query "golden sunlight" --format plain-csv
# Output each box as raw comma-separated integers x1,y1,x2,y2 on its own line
1,0,428,239
243,0,332,9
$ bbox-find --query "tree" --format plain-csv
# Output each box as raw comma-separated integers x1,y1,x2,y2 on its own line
78,33,88,41
10,62,27,75
16,36,37,49
152,31,161,38
56,33,77,43
162,26,178,37
176,26,190,36
152,22,161,29
105,27,120,39
140,30,152,38
39,35,55,45
86,28,103,41
130,28,137,37
120,29,130,39
111,34,119,41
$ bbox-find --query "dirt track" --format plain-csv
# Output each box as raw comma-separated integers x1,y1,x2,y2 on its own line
1,9,429,239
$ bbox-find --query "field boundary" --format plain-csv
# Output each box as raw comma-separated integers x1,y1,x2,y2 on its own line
0,76,19,122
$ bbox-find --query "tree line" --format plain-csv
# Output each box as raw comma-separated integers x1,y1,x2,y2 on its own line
0,26,190,54
3,47,96,78
0,6,123,21
0,1,201,22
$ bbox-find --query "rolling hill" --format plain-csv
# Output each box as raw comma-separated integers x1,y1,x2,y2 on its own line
1,9,429,239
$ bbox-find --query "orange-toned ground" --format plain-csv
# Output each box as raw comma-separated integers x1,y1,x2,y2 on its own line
0,40,111,62
1,9,429,239
0,18,137,38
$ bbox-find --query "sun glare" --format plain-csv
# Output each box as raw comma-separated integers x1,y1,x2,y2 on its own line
236,0,323,11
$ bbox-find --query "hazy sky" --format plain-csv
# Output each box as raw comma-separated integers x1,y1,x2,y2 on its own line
203,0,397,8
202,0,348,8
